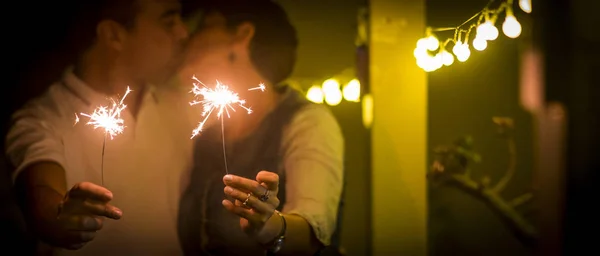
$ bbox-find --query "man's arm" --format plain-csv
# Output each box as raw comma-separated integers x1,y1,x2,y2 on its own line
272,104,345,255
15,162,68,243
6,103,70,243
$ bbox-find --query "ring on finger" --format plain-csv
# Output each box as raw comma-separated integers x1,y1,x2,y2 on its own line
259,189,270,202
242,193,252,207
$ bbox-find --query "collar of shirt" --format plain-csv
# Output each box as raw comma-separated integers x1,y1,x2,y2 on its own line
60,66,159,108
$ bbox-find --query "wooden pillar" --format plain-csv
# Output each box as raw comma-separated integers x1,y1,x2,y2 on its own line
369,0,428,255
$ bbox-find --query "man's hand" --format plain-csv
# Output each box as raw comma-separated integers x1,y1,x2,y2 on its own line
53,182,122,249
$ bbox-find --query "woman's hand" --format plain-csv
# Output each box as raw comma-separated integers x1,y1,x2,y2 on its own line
222,171,282,242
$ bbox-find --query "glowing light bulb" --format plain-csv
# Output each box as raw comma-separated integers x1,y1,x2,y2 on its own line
456,44,471,62
472,37,487,51
432,53,444,70
416,57,428,70
426,35,439,51
322,79,340,94
417,56,434,71
342,79,361,102
503,14,522,38
324,88,343,106
488,25,499,41
417,56,429,71
519,0,532,13
306,85,324,104
322,79,342,106
440,50,454,66
476,21,499,41
452,41,464,56
416,38,429,49
413,47,428,59
423,62,436,72
417,55,436,72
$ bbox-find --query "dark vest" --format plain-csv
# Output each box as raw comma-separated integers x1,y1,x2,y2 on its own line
178,87,344,256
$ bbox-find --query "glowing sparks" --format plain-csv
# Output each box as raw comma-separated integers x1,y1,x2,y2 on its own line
189,76,264,138
248,83,266,91
75,87,132,139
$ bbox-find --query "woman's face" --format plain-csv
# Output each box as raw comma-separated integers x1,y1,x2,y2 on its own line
180,12,245,85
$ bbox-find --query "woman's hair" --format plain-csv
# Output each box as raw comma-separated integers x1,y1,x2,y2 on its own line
189,0,299,86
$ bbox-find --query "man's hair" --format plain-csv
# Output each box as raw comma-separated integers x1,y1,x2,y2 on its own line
190,0,299,86
65,0,140,57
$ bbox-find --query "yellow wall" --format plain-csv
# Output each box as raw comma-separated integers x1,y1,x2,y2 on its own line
370,0,428,255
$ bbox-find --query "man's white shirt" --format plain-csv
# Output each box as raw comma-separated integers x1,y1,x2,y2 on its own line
6,68,195,255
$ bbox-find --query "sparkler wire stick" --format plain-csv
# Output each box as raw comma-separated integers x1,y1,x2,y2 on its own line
188,76,265,174
75,87,132,186
220,117,229,174
101,132,107,185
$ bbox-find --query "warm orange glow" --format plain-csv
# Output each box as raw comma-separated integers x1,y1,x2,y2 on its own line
188,76,264,138
76,87,132,139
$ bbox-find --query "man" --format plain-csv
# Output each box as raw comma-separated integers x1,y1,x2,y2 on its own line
5,0,190,254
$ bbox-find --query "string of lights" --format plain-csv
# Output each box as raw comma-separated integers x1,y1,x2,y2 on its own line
414,0,532,72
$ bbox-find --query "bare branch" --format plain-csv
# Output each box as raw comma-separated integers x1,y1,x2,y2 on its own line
491,117,517,193
494,137,517,192
510,193,533,208
429,118,537,248
443,174,538,247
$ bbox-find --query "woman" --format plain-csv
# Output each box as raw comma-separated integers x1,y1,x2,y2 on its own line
176,0,344,255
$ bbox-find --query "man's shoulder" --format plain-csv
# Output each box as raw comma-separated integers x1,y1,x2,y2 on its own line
16,82,79,124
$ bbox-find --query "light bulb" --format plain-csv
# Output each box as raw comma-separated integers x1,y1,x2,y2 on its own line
502,14,522,38
423,63,436,72
417,55,434,70
452,41,463,56
441,50,454,66
416,57,428,69
306,85,324,104
416,38,429,49
488,24,499,40
324,88,343,106
456,44,470,62
322,79,340,94
476,21,498,41
419,56,436,72
414,47,427,59
426,35,439,51
472,37,487,51
342,79,361,102
519,0,532,13
432,53,444,70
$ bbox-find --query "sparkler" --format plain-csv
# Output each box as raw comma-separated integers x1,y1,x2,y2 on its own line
75,87,132,185
189,76,265,174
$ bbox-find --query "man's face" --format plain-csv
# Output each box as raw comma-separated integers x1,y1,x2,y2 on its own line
122,0,188,84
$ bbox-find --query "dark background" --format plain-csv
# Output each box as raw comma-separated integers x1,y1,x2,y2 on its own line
1,2,79,252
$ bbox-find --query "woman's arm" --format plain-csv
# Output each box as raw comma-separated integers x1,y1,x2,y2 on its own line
263,104,345,255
